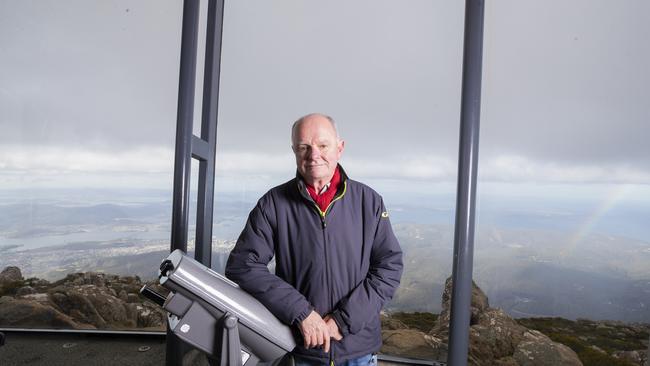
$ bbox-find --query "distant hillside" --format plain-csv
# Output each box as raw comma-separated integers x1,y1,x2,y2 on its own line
2,216,649,323
0,202,171,230
482,262,650,322
390,223,650,323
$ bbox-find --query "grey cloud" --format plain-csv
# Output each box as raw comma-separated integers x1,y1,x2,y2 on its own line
1,0,180,149
480,0,650,167
1,0,648,182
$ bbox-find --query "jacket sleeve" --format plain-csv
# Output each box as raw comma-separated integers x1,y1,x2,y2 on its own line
225,200,313,326
331,198,403,336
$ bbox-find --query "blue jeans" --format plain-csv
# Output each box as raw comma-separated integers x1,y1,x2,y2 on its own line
294,353,377,366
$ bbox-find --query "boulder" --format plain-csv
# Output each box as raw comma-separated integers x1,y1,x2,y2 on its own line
0,297,93,329
491,357,520,366
48,289,107,328
431,276,489,335
16,286,36,297
469,308,527,361
382,328,444,360
89,273,106,287
86,291,128,324
136,303,165,329
127,293,140,303
0,267,25,296
513,330,583,366
0,267,23,283
118,289,129,302
24,278,50,292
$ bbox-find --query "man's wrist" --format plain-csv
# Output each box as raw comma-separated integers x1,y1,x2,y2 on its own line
293,305,314,326
330,310,349,336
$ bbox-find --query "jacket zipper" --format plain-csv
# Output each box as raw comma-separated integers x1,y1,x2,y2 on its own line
300,180,347,365
319,181,347,222
312,181,348,366
322,214,332,365
320,182,346,365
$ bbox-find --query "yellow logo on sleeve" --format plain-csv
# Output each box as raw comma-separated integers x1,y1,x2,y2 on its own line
381,211,389,218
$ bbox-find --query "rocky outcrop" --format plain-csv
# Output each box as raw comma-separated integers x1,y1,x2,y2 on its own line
0,266,25,298
0,266,23,283
381,277,583,366
469,308,527,363
432,277,489,336
432,278,582,366
0,267,166,331
0,296,89,329
380,312,449,359
382,328,446,361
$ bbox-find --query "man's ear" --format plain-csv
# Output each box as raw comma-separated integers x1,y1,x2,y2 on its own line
338,139,345,154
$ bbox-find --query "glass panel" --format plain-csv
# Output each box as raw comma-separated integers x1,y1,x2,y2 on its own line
0,1,182,331
186,159,200,257
474,1,650,364
211,1,464,362
192,0,209,138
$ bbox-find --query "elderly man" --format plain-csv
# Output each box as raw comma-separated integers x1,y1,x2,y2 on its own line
225,113,403,366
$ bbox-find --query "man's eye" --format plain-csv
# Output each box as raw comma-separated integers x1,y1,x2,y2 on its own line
319,145,328,151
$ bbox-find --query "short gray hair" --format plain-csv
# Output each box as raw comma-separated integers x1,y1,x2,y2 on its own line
291,113,339,144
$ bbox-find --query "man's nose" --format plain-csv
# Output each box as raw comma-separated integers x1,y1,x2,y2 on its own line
308,146,321,159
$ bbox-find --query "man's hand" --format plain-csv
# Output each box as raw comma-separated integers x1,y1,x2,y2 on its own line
299,310,331,352
323,315,343,341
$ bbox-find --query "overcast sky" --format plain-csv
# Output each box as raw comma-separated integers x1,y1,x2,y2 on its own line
1,0,649,191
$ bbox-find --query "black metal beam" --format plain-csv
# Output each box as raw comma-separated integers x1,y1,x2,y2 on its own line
194,0,224,268
447,0,485,365
168,0,200,365
191,135,210,161
171,0,200,255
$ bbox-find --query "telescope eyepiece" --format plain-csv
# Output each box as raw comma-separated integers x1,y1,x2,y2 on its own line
139,285,166,307
159,259,174,278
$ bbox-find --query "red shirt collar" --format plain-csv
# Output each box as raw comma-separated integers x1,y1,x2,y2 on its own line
305,166,341,213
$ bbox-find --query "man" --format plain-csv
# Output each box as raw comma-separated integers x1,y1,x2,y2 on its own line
225,113,403,365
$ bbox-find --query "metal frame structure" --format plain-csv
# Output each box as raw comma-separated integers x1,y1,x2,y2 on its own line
168,1,484,365
169,0,224,364
447,1,485,365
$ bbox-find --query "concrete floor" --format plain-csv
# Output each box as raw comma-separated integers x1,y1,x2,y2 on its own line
0,331,440,366
0,331,166,366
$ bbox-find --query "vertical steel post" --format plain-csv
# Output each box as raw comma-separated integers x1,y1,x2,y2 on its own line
169,0,200,365
447,1,485,365
194,0,224,267
171,0,200,255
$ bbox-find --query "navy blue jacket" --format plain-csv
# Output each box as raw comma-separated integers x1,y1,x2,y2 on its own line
225,167,403,364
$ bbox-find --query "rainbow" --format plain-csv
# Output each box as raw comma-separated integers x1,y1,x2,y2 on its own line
560,184,632,257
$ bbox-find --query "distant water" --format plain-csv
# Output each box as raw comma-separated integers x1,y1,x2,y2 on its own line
0,228,171,251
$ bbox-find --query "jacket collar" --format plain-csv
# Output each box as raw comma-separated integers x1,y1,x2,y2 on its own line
296,164,348,201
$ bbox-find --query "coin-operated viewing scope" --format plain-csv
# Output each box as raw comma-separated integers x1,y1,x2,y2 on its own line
141,249,296,366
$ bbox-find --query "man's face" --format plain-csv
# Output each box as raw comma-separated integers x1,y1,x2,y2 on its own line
292,116,344,185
